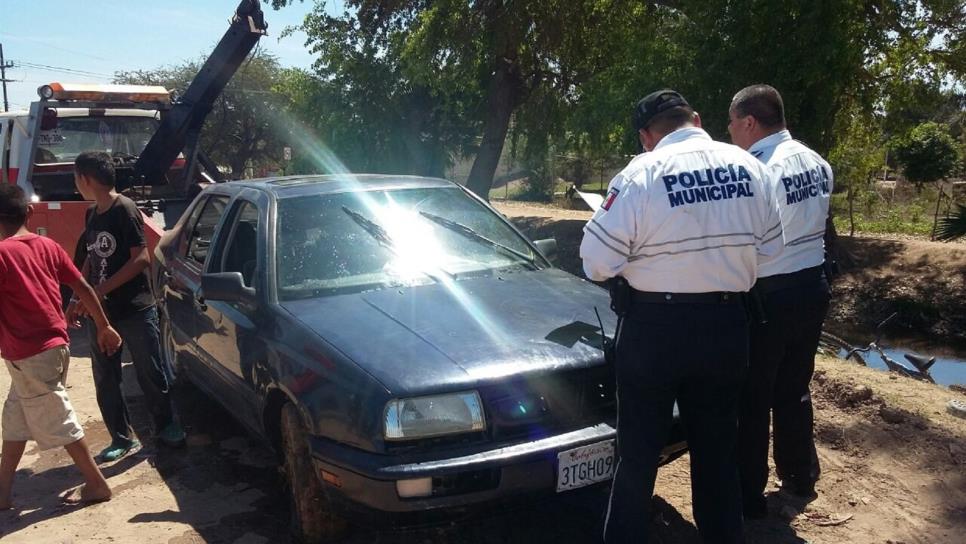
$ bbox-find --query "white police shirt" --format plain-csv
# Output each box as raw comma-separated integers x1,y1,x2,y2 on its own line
749,130,832,278
580,127,783,293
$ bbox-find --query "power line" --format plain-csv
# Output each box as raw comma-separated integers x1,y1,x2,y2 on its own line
10,60,113,78
0,34,113,62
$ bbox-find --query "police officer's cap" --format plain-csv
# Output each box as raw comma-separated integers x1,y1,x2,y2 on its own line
633,90,690,131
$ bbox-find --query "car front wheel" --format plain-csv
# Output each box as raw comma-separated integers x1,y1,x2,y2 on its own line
159,309,184,385
281,403,346,543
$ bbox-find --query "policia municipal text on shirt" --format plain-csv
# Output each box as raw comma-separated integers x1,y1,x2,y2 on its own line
581,90,783,544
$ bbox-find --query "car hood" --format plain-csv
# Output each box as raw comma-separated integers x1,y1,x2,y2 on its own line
280,269,616,394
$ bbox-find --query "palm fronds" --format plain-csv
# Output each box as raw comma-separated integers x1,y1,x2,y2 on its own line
935,203,966,242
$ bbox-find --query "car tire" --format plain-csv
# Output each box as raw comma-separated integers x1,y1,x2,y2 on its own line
281,403,346,543
160,310,186,386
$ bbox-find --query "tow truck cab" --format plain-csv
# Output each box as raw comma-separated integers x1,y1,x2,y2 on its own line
0,83,185,259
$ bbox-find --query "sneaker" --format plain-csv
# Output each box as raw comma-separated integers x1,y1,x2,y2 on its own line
159,422,186,448
98,440,140,463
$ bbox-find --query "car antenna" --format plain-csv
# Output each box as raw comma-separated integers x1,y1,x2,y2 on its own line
594,306,607,352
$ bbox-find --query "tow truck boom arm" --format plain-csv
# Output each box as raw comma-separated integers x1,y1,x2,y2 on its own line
132,0,266,190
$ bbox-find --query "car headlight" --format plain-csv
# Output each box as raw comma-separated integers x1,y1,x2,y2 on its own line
384,391,486,441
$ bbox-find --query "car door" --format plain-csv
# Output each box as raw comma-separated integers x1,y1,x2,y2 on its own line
193,192,266,429
160,193,231,374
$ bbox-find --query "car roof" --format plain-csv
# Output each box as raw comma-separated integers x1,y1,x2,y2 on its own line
220,174,457,199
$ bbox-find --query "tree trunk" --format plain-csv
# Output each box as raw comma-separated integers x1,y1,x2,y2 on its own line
848,177,856,236
465,58,522,199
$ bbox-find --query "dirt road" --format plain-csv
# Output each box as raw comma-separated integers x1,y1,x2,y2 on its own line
0,202,963,543
2,337,963,543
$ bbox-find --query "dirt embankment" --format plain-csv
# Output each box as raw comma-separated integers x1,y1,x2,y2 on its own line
830,234,966,351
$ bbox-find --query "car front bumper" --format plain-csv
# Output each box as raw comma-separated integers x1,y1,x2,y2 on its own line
309,423,688,513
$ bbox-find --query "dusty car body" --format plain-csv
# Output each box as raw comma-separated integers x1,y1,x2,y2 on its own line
153,175,687,538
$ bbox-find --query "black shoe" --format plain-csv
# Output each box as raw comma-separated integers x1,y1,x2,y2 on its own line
780,479,817,500
743,495,767,519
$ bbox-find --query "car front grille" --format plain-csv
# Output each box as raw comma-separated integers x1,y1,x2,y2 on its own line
481,364,616,442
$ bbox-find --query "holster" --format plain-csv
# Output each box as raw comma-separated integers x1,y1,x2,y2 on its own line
747,286,769,325
599,277,631,366
822,251,839,284
609,276,631,318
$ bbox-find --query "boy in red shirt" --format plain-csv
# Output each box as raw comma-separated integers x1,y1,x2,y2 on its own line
0,184,121,509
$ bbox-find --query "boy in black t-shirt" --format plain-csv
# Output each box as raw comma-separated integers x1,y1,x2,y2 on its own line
66,152,185,462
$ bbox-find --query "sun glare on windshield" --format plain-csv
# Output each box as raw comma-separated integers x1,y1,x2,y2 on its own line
374,196,450,282
270,112,520,353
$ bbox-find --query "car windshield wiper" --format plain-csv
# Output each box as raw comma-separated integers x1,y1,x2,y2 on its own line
341,206,455,280
342,206,394,247
418,211,537,268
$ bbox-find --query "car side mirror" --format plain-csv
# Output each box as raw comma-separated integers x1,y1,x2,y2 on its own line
534,238,558,262
201,272,255,304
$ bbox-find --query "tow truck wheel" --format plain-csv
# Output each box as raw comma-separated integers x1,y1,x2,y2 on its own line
281,403,346,543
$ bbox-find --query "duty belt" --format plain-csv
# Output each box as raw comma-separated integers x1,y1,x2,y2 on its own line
754,265,824,294
630,290,745,305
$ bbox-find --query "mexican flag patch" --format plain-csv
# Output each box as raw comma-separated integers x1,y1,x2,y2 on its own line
602,187,620,211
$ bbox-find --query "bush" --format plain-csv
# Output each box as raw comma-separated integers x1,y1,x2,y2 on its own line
890,122,960,188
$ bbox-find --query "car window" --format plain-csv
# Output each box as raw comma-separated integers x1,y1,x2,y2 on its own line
211,200,259,288
186,195,229,266
276,186,540,300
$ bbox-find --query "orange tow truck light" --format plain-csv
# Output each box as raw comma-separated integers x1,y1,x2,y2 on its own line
37,82,171,104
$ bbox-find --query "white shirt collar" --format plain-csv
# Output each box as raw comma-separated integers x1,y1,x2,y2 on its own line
748,129,792,159
653,127,711,151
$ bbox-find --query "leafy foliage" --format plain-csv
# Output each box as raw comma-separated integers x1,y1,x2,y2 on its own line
116,52,288,178
263,0,966,204
935,203,966,241
890,122,961,186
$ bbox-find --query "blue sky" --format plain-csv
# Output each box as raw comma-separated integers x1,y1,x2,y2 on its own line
1,1,339,111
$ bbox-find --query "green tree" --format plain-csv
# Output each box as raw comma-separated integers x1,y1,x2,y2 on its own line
274,0,636,198
116,52,288,178
266,0,966,202
890,122,960,188
829,106,886,235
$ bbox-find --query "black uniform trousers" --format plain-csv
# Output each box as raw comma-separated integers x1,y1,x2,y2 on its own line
738,274,829,511
604,301,747,544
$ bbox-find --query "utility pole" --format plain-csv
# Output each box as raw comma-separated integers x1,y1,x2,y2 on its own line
0,43,13,112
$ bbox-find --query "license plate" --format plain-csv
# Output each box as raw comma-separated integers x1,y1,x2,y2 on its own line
556,439,615,492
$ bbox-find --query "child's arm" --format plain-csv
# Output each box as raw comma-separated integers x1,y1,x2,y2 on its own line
93,246,150,297
65,256,92,322
67,278,122,356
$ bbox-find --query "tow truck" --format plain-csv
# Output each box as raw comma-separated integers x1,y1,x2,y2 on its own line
0,0,267,258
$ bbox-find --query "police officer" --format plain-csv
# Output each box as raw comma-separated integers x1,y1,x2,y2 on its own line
581,90,783,543
727,84,832,517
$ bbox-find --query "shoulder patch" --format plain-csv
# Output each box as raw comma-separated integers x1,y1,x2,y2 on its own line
602,187,620,211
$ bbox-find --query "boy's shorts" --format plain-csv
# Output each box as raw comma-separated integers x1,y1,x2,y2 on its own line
2,345,84,449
